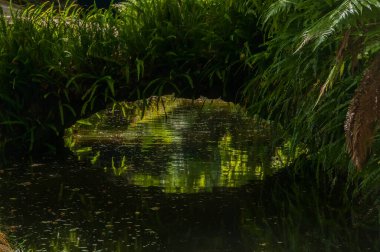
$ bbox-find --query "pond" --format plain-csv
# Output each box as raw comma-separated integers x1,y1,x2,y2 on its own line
0,97,378,251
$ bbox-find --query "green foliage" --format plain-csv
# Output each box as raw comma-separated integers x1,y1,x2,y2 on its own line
0,0,379,228
243,0,379,168
314,1,379,44
245,0,380,227
0,0,259,155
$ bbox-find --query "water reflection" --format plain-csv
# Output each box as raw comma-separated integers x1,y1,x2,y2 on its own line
0,161,273,251
69,98,280,193
0,98,377,251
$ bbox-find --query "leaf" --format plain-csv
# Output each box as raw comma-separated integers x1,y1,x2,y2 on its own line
81,83,98,101
136,58,144,81
63,104,77,117
264,0,297,24
58,100,64,125
76,119,92,126
297,0,380,51
46,124,59,136
28,126,36,152
0,121,25,126
81,101,90,116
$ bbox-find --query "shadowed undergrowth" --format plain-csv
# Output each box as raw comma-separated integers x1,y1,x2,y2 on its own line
0,0,259,156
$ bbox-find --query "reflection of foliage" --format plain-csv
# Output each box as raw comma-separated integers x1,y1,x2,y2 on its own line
105,156,129,176
71,146,93,161
65,95,181,142
219,133,251,184
24,228,82,252
139,125,177,150
90,151,100,165
271,141,308,169
70,99,284,193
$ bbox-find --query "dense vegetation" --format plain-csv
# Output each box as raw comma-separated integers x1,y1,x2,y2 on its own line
0,0,379,231
0,0,259,156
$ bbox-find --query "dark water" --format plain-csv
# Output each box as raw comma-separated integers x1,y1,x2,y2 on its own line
0,99,378,251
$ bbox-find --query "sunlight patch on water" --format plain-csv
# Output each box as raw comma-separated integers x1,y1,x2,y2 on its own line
66,97,283,193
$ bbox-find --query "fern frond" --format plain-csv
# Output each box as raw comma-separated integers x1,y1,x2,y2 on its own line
297,0,380,51
263,0,299,24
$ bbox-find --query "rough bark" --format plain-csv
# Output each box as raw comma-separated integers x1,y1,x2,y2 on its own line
0,232,13,252
345,53,380,170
